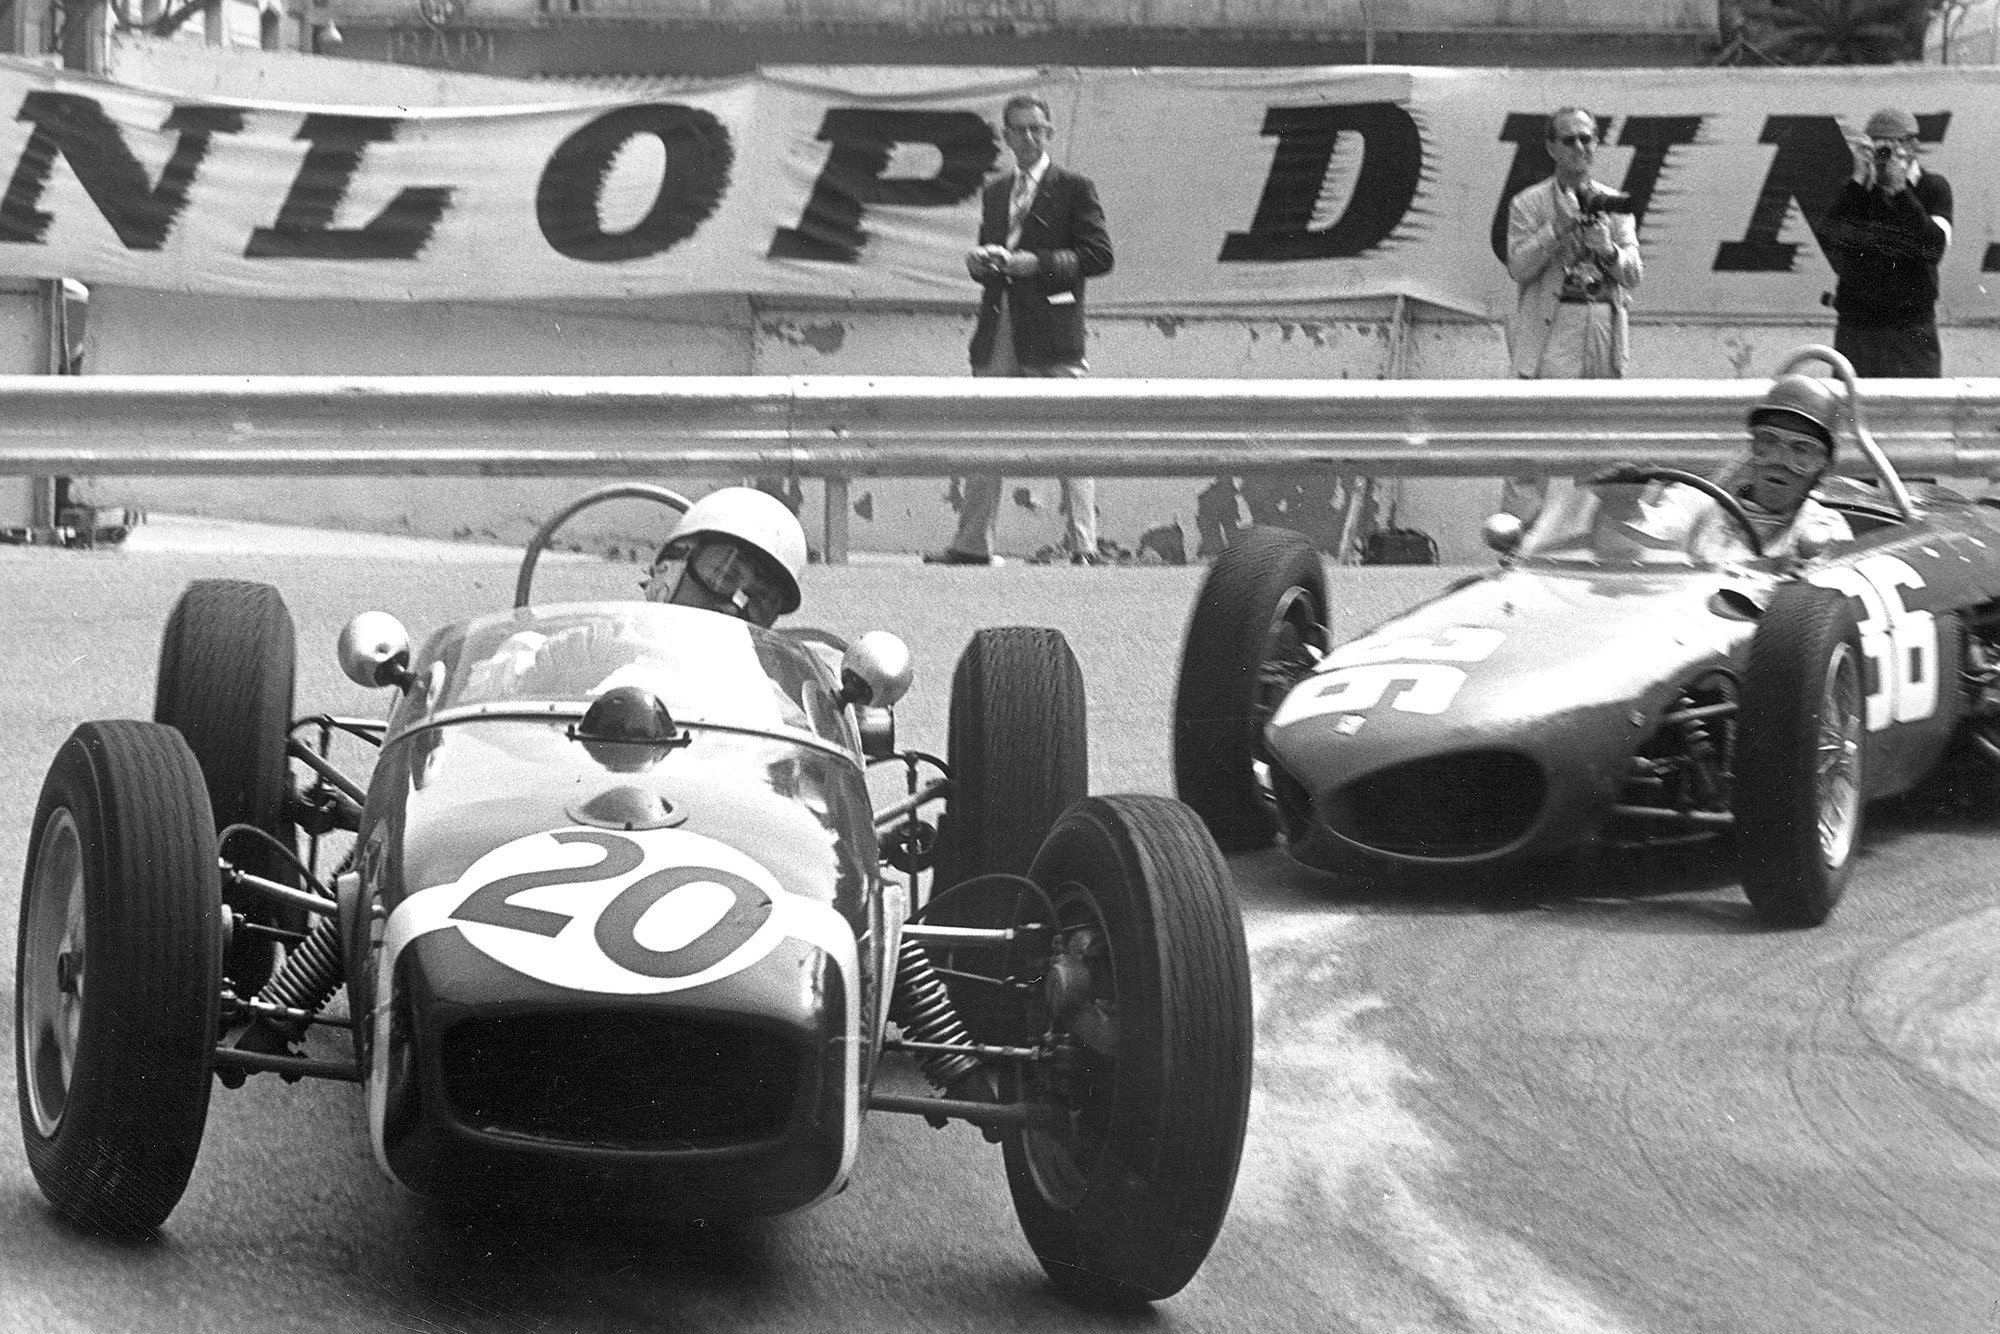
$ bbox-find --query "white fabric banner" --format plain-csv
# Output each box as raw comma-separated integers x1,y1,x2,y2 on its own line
1,58,1994,320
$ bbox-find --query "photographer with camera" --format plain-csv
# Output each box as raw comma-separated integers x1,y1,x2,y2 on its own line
1499,104,1644,520
1820,107,1953,378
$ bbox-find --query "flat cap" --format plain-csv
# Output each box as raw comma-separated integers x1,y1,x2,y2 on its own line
1864,107,1920,139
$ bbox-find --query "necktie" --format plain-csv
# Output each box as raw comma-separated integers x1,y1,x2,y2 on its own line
1009,173,1034,235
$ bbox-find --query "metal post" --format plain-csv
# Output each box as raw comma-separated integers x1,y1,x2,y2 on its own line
31,279,66,541
822,476,849,565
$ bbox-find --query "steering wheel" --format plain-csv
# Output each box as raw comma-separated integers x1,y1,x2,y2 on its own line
1588,463,1764,559
514,484,693,609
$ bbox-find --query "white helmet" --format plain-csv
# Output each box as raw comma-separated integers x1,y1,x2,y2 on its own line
661,486,807,614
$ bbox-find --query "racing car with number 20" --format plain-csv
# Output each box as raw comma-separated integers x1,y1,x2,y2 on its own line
16,484,1252,1305
1174,348,2000,926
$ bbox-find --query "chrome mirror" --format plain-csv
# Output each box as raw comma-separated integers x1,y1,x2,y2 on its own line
337,612,414,690
1482,512,1525,556
838,631,914,709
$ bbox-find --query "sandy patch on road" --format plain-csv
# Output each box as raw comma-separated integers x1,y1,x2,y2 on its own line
1233,914,1639,1334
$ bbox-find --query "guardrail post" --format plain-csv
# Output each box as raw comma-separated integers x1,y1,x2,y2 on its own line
822,476,849,565
31,278,74,543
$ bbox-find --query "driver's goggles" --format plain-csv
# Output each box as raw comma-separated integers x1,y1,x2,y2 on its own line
1749,426,1830,476
688,538,784,623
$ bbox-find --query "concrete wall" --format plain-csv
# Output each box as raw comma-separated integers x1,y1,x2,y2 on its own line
72,288,755,554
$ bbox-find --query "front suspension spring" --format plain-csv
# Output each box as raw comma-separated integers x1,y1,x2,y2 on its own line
889,936,982,1095
257,913,344,1019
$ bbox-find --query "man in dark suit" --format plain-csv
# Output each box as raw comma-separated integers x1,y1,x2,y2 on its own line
926,93,1114,566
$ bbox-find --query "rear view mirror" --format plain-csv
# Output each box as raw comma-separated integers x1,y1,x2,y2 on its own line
838,632,914,709
1483,512,1525,555
337,612,414,690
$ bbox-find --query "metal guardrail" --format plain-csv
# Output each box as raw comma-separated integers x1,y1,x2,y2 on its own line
2,372,1995,562
0,374,1996,477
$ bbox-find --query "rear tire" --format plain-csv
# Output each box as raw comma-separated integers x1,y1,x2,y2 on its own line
16,721,221,1236
1736,584,1865,927
1172,526,1328,849
154,579,298,989
1003,795,1253,1304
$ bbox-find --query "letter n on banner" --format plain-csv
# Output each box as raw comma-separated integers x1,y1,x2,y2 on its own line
1714,113,1948,272
1218,102,1423,262
0,93,244,248
769,109,996,263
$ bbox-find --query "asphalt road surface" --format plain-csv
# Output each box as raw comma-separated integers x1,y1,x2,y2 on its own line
4,521,2000,1333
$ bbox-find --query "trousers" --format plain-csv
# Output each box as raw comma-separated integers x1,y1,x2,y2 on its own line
947,299,1096,560
1834,319,1941,378
1502,301,1617,521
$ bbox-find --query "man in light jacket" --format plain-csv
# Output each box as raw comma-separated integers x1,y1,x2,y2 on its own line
1501,105,1644,520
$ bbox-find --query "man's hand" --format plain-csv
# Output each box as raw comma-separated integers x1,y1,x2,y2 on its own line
1001,248,1040,278
966,244,1008,280
1876,152,1911,194
1847,135,1876,188
1582,216,1615,260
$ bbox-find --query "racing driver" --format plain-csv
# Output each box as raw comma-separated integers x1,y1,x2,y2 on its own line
642,486,808,628
1618,374,1856,562
1705,373,1855,559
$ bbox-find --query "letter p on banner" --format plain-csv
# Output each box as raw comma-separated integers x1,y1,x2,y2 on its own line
769,109,998,263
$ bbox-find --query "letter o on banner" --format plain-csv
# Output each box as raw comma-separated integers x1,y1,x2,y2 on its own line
537,104,734,262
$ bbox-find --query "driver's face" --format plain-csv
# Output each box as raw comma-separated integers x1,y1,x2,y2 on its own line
1745,424,1831,516
650,536,784,627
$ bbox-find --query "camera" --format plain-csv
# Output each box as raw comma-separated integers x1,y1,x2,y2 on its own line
1874,142,1897,162
1577,188,1635,219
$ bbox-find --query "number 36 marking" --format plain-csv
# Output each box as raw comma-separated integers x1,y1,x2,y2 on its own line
1807,554,1937,730
1270,627,1506,729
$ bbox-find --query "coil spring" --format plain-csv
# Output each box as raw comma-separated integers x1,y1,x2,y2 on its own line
889,936,981,1094
257,913,344,1018
1673,692,1730,806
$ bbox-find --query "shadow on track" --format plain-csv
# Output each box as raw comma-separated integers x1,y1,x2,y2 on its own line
389,1204,788,1330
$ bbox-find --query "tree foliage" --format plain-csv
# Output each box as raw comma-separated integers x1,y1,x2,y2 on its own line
1720,0,1936,64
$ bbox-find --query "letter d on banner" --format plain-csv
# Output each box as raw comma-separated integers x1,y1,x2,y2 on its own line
1219,102,1424,263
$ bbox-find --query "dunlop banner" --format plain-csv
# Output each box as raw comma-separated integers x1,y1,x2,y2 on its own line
1,58,1995,319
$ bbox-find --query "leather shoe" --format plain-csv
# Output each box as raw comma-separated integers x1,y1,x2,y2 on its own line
923,549,999,566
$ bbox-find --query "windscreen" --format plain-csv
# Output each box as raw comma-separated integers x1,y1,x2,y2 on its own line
1515,479,1758,569
401,603,851,749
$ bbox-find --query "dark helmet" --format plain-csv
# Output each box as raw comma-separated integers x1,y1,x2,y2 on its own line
1748,374,1842,459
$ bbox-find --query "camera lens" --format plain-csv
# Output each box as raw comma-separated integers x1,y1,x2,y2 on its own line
1874,144,1895,160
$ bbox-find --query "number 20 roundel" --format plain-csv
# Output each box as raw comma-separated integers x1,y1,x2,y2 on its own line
381,826,849,996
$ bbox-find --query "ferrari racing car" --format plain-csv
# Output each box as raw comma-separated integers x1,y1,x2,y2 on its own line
15,484,1252,1304
1173,348,2000,926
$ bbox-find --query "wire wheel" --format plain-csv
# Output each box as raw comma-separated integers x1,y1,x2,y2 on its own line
1738,583,1867,927
1815,642,1864,869
1173,526,1328,849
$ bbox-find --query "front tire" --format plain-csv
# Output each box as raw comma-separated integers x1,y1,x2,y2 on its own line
1736,584,1865,927
16,721,222,1235
154,579,298,989
1003,795,1253,1304
933,627,1088,891
1172,526,1328,850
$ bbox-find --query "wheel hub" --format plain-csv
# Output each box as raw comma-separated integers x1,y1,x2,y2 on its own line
21,808,87,1139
